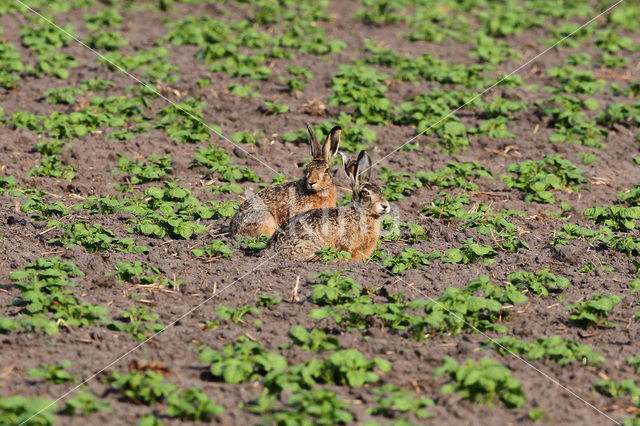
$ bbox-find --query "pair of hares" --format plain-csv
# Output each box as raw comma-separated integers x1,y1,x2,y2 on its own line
229,125,389,261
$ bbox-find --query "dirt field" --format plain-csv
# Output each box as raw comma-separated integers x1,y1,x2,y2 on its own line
1,0,639,424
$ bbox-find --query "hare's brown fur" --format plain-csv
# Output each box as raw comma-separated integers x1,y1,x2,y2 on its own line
268,152,389,261
229,125,341,238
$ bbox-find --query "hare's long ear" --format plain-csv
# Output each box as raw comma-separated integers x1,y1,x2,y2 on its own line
306,122,321,158
322,126,341,163
356,150,372,182
341,152,359,190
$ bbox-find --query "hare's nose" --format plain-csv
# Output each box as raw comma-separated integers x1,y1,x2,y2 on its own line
381,204,390,213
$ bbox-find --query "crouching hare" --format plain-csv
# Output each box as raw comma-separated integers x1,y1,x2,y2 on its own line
268,150,389,261
229,124,341,238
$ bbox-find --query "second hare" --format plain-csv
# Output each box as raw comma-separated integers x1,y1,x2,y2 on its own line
229,124,342,238
268,150,389,261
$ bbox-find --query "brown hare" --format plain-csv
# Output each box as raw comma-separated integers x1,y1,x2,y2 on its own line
229,124,341,238
268,150,390,261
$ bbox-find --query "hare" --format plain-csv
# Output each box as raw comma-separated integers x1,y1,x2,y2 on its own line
268,150,390,261
229,124,341,238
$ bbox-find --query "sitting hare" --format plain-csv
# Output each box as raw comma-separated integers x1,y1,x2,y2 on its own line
268,150,390,261
229,124,341,238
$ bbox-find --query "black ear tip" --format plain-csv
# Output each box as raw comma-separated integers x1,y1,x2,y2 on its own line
330,125,342,133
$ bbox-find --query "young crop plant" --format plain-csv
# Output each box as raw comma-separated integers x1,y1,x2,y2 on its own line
315,247,352,261
546,66,606,95
411,276,527,337
112,153,172,184
21,22,76,53
619,185,640,206
380,219,429,244
101,47,179,83
289,325,338,353
381,247,441,273
29,155,75,180
329,64,392,125
262,100,290,115
19,195,69,221
192,143,260,183
485,336,604,366
593,379,640,412
231,130,265,145
566,294,621,328
502,154,587,203
0,396,58,425
111,262,186,289
378,167,423,201
0,41,25,89
84,9,123,30
367,384,434,419
86,29,128,50
43,87,83,105
507,269,570,297
198,336,287,384
193,240,232,260
442,238,498,265
354,0,406,25
61,391,111,416
166,388,224,421
48,220,148,253
7,258,108,334
107,306,164,340
106,370,177,405
597,102,640,128
258,389,353,425
550,223,611,246
435,357,526,408
415,161,492,191
216,305,260,324
27,360,77,384
469,31,520,65
583,205,640,231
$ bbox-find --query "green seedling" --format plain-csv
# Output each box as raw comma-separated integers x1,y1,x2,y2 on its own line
262,100,290,115
216,305,260,324
502,154,586,203
435,357,526,408
367,384,434,419
107,306,164,340
0,396,57,425
484,335,604,365
315,247,352,261
507,269,570,296
566,293,621,328
61,391,111,416
27,360,76,384
107,370,177,405
193,240,232,259
113,154,172,184
289,325,338,352
166,388,224,421
442,238,498,265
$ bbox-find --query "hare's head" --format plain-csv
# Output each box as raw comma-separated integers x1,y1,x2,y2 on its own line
304,123,341,192
341,150,389,217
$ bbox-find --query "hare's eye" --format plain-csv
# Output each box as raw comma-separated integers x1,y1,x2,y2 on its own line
360,190,370,198
324,167,329,173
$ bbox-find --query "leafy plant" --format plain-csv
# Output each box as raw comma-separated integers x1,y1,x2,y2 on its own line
262,100,289,115
107,306,164,340
381,248,440,273
367,384,434,419
61,391,111,416
315,247,352,261
435,357,526,408
502,154,586,203
198,336,287,384
27,360,76,384
107,370,177,405
112,154,172,184
216,305,260,324
565,294,621,328
289,325,338,352
29,155,75,180
258,389,353,425
48,220,148,253
0,396,57,425
507,269,570,296
193,240,232,259
166,387,224,421
484,335,604,365
442,238,498,265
